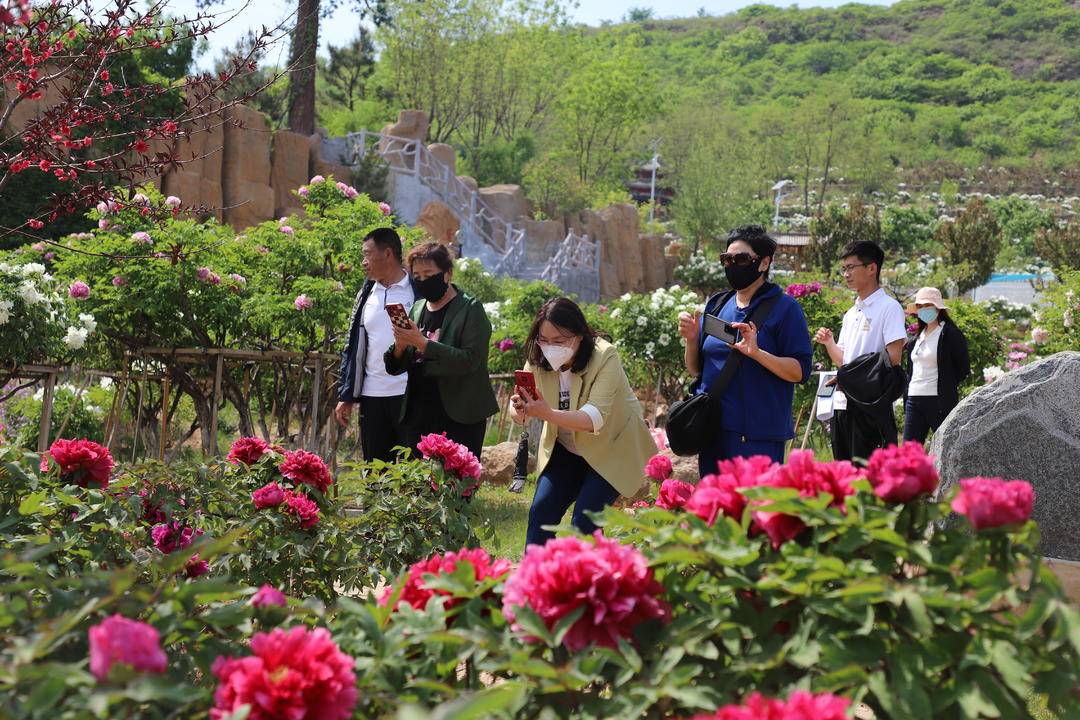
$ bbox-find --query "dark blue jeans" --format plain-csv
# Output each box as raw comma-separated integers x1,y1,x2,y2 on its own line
525,442,620,548
903,396,945,444
698,430,786,479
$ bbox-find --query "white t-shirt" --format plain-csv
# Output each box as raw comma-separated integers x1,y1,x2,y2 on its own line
555,369,604,455
908,324,942,397
360,272,414,397
834,287,907,410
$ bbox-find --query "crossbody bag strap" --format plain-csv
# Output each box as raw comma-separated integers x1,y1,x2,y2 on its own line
703,292,782,398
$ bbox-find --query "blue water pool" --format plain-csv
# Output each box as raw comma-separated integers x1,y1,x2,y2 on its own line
989,273,1038,282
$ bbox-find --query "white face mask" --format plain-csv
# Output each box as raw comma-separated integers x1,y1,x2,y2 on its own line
539,342,575,370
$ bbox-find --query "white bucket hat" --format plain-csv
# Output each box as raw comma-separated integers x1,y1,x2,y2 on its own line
906,286,946,313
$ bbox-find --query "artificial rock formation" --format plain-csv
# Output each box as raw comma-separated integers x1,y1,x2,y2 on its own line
416,201,461,247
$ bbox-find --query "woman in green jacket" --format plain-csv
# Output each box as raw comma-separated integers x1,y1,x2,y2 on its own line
384,242,499,459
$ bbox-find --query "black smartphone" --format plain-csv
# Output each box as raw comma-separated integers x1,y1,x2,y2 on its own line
702,313,738,345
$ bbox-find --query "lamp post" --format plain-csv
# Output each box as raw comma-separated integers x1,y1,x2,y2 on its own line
771,179,793,230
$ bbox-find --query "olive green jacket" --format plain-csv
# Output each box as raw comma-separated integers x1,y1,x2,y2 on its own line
384,288,499,425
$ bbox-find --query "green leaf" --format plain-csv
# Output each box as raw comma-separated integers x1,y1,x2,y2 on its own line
18,490,52,516
550,605,586,647
429,681,527,720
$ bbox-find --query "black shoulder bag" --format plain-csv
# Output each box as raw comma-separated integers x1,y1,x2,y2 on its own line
665,291,781,456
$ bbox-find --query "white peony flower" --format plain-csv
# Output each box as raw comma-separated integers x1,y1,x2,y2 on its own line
983,366,1005,383
636,315,648,327
610,308,621,319
20,262,46,275
63,326,88,350
18,281,46,305
79,312,97,333
620,292,632,301
644,341,655,356
659,333,671,346
0,299,12,325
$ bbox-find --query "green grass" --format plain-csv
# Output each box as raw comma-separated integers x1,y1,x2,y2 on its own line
469,480,534,562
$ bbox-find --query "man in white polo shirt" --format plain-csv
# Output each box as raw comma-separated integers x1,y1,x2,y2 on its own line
335,228,417,461
814,240,906,463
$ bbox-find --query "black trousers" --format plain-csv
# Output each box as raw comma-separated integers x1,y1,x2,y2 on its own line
359,395,407,462
903,396,946,444
401,393,487,462
831,407,896,465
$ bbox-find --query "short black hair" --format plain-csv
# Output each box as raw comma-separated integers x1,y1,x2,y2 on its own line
364,227,402,262
726,224,778,259
525,297,597,374
840,240,885,281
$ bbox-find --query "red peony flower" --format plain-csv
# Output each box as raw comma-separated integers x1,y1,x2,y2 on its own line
866,442,939,502
228,436,271,466
210,626,357,720
502,533,670,652
88,615,167,682
279,449,332,493
686,690,849,720
151,521,200,554
751,450,860,548
951,477,1035,530
687,692,785,720
283,489,319,528
417,432,484,494
251,585,288,608
655,478,694,510
252,482,286,509
645,453,674,481
46,438,114,488
380,547,511,612
688,455,774,524
185,554,210,578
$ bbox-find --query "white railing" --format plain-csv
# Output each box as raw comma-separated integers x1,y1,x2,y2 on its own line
346,130,525,258
541,231,602,303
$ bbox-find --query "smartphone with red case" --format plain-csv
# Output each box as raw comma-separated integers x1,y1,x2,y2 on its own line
385,302,411,329
514,370,539,400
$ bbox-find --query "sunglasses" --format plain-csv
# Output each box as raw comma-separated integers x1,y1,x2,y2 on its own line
719,252,761,268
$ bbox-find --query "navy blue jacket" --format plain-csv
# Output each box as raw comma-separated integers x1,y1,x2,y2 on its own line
697,282,813,441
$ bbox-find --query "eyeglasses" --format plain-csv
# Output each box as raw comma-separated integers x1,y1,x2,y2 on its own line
719,252,760,268
839,263,868,275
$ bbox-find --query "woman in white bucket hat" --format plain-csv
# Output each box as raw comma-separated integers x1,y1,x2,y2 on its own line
901,287,971,443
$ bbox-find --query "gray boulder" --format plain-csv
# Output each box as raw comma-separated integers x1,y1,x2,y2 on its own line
931,351,1080,560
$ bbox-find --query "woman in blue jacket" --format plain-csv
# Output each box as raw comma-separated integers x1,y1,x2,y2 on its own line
677,225,813,477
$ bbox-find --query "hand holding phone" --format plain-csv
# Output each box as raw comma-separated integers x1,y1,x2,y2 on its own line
385,302,411,329
702,313,739,345
514,370,539,401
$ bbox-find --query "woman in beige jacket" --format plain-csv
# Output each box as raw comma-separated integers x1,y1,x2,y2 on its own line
510,298,655,547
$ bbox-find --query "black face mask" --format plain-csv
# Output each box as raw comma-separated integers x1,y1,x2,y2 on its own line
415,273,449,302
725,263,763,291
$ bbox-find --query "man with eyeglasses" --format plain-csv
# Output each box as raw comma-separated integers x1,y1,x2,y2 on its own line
335,227,418,462
813,240,906,463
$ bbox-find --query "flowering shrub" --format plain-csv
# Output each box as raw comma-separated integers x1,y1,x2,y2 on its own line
1033,271,1080,356
381,547,511,612
0,259,97,367
674,251,727,295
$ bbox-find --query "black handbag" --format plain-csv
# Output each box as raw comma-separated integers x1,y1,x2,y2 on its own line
666,291,780,456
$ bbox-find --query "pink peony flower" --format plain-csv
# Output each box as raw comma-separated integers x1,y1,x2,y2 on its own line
1008,351,1028,362
689,691,850,720
380,547,511,612
31,242,44,252
283,489,320,528
68,280,90,299
279,449,332,492
687,455,774,525
293,293,313,310
165,195,181,207
44,251,55,260
279,225,294,235
252,482,286,509
256,245,269,255
378,201,392,216
111,276,125,287
650,426,669,451
151,521,201,554
98,217,111,229
228,436,271,465
210,626,357,720
688,692,785,720
196,266,212,281
88,615,167,682
132,193,149,206
185,555,210,578
502,533,670,652
645,453,673,481
309,175,325,184
1032,326,1049,344
251,585,288,608
229,273,246,285
335,181,349,193
344,186,358,199
130,231,152,243
751,450,859,548
416,433,483,493
655,478,694,510
866,442,939,502
496,337,515,352
46,438,113,488
951,477,1035,530
297,186,309,197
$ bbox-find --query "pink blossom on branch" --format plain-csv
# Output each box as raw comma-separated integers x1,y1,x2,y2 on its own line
88,615,168,683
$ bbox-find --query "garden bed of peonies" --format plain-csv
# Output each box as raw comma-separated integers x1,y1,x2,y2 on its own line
1,435,1077,719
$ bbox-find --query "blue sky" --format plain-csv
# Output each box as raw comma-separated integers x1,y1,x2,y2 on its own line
173,0,896,70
